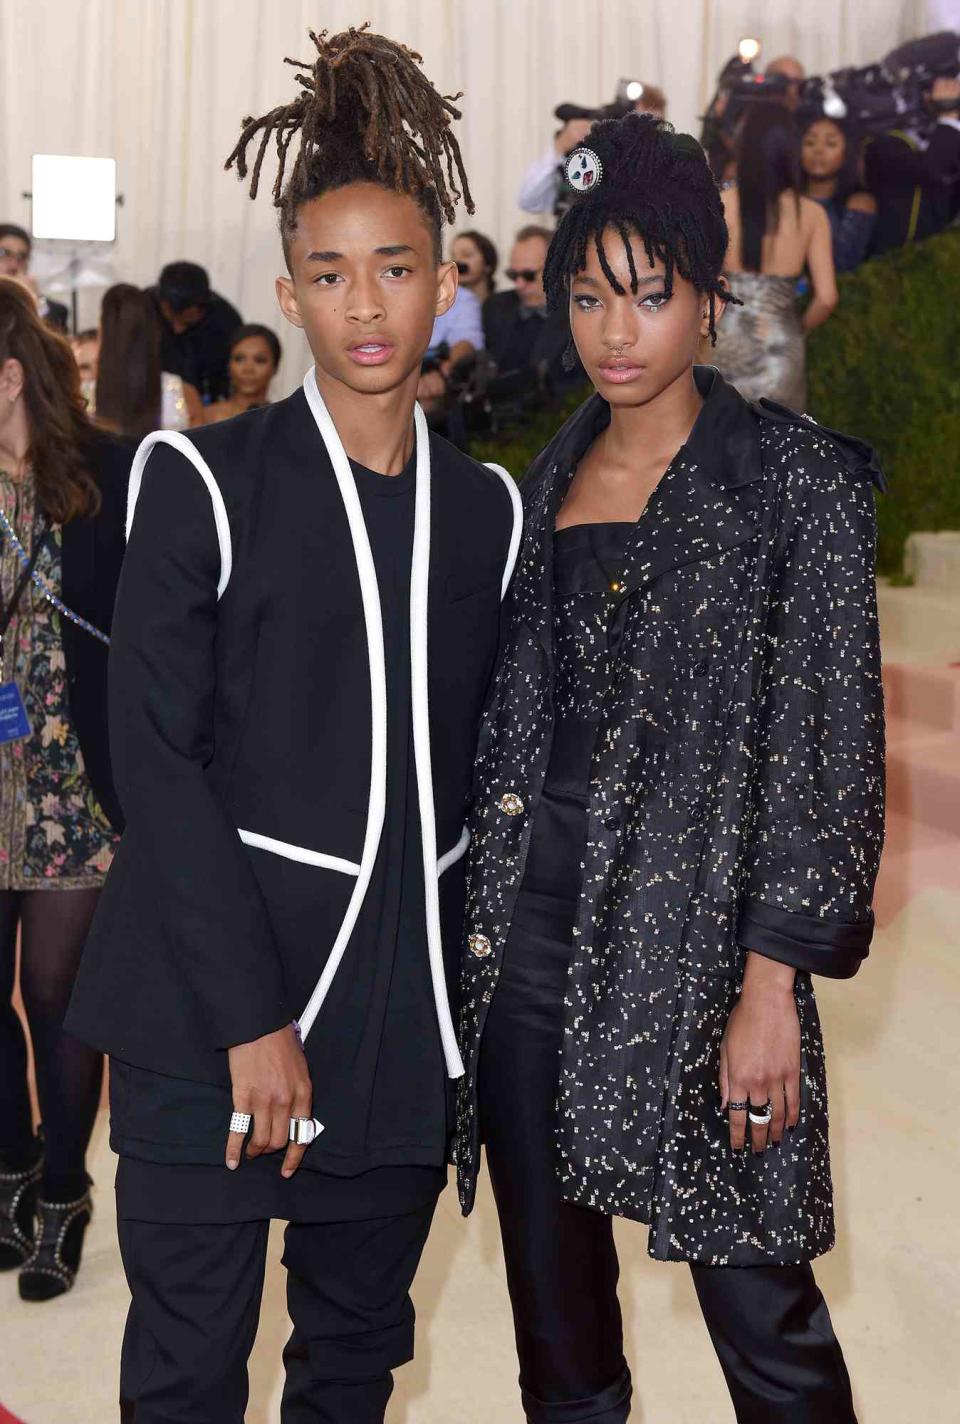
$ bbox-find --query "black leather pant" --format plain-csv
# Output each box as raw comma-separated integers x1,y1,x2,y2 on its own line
477,891,857,1424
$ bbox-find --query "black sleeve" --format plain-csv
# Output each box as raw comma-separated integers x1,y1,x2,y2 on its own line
865,123,960,189
109,442,291,1048
737,461,885,979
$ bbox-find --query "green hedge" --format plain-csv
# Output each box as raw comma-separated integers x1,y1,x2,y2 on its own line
469,229,960,575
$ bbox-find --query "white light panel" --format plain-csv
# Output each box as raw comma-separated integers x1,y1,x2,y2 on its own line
31,155,117,243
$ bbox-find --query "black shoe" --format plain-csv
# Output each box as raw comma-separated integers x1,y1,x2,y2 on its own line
18,1183,93,1301
0,1137,44,1272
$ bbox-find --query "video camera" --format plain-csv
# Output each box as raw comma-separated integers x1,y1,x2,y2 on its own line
702,31,959,163
554,77,650,128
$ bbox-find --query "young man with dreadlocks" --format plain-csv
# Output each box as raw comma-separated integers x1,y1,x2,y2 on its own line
67,25,520,1423
455,113,884,1424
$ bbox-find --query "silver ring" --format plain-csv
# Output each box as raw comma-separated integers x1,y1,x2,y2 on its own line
747,1103,773,1126
288,1116,325,1146
229,1111,252,1134
728,1099,750,1113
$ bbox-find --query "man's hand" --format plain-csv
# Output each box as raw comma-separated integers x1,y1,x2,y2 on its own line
932,76,960,115
226,1024,313,1178
719,953,801,1154
554,118,594,157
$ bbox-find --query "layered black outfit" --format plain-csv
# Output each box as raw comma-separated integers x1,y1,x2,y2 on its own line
0,432,128,1207
456,370,885,1422
67,373,520,1420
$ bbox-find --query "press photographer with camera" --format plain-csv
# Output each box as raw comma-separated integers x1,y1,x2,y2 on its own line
518,83,667,215
863,72,960,254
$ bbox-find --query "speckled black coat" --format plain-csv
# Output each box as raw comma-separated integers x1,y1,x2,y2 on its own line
455,369,885,1266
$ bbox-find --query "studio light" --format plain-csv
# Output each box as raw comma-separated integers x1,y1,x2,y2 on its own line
738,37,761,64
31,155,118,243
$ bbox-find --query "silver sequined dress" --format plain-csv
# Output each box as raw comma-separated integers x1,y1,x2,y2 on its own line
712,272,806,410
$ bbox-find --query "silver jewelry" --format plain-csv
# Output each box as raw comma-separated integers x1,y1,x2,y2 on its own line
229,1111,252,1134
564,146,604,193
747,1101,773,1126
288,1117,325,1146
727,1099,750,1113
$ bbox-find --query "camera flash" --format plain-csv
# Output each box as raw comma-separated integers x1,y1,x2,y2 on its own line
738,37,761,64
625,80,645,102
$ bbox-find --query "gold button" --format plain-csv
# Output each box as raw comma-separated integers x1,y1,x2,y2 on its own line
468,933,493,959
498,792,525,817
609,581,623,594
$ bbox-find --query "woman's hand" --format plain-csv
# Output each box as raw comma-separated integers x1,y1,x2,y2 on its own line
719,953,801,1154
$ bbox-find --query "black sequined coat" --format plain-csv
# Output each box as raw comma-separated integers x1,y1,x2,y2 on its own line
455,368,885,1266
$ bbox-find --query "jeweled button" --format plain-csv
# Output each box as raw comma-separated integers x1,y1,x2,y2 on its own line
499,792,525,817
468,933,493,959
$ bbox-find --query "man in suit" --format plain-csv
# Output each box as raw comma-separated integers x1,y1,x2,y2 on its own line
148,260,242,405
483,224,583,397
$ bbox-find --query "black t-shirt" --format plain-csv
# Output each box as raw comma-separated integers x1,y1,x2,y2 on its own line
111,443,451,1223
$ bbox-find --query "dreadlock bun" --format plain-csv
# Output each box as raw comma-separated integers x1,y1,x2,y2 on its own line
544,112,732,341
225,23,473,262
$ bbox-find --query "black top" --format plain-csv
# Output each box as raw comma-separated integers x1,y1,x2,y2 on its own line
482,289,583,391
110,445,454,1222
150,288,243,404
520,523,634,905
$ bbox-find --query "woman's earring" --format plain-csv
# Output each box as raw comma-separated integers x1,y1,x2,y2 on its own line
561,338,578,373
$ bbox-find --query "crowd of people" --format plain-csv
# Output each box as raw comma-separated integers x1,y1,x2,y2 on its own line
0,18,947,1423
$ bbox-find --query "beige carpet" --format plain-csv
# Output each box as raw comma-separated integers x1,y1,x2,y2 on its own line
1,586,958,1422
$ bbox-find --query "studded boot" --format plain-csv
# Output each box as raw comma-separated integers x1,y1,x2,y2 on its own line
0,1136,44,1271
19,1180,93,1302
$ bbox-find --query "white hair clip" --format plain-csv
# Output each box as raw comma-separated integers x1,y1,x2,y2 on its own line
564,147,603,193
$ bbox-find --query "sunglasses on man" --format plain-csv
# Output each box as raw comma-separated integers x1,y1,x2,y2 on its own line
0,246,29,267
505,267,543,283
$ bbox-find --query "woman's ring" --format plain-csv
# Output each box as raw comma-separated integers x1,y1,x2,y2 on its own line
728,1099,749,1112
747,1101,773,1125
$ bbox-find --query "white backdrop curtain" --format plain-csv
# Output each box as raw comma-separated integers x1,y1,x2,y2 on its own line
0,0,940,393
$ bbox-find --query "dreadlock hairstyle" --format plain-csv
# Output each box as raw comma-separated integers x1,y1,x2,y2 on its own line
543,112,736,345
225,23,474,267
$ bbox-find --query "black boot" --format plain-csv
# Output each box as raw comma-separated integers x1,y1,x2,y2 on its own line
19,1181,93,1301
0,1135,44,1271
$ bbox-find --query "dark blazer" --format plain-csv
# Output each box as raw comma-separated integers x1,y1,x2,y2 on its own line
865,120,960,254
455,369,885,1266
482,290,581,389
67,378,520,1101
59,431,132,831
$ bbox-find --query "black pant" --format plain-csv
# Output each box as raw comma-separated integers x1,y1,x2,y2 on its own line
0,887,103,1197
478,893,857,1424
118,1201,437,1423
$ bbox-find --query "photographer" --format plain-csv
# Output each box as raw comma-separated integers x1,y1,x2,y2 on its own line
864,75,960,254
518,86,667,215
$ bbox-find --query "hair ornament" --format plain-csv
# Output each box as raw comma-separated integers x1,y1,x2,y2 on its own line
564,147,603,193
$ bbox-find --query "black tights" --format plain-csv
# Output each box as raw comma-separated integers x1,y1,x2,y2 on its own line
0,888,104,1199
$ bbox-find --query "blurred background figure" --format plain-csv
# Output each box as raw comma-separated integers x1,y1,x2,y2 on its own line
93,284,202,438
801,117,878,271
712,101,837,408
0,277,130,1301
0,224,69,332
203,323,281,425
148,261,242,406
452,230,499,307
71,328,100,391
764,54,806,109
483,225,581,393
863,74,960,254
518,84,667,215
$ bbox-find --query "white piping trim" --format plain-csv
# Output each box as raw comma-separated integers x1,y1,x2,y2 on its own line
237,830,360,877
297,369,388,1041
484,463,523,599
437,826,470,877
411,405,465,1079
127,431,233,599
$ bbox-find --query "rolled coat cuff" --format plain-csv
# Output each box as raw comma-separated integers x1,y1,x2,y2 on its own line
737,897,873,979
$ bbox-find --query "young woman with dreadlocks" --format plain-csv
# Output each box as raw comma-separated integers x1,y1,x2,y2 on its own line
67,25,520,1423
455,113,884,1424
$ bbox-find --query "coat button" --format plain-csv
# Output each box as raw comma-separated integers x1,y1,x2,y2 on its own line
468,933,493,959
498,792,525,817
602,815,619,830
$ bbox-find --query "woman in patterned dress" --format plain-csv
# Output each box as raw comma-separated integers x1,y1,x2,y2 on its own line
0,278,130,1299
455,115,883,1423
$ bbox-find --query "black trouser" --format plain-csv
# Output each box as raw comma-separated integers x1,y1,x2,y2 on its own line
478,891,857,1424
0,887,103,1198
118,1200,437,1423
